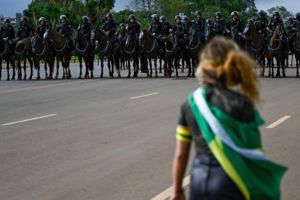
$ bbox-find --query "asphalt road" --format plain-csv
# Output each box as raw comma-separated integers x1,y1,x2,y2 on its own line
0,63,299,200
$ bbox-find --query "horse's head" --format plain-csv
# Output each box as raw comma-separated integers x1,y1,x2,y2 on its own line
275,24,285,39
231,25,238,39
90,29,96,47
189,26,197,44
125,31,131,47
73,29,79,45
43,27,51,41
139,28,145,47
31,35,37,53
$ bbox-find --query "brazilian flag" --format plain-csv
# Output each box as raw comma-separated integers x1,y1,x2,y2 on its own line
188,87,287,200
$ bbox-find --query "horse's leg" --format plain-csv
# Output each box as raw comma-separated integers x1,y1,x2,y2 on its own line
181,58,184,72
296,58,299,77
100,57,104,78
159,57,162,73
175,55,179,78
276,57,281,78
78,56,82,79
67,55,72,78
44,59,48,80
6,59,10,81
55,56,59,79
23,58,27,80
36,59,40,80
90,55,94,78
282,55,286,77
127,57,131,78
192,57,195,77
187,53,191,77
108,56,112,79
111,56,115,78
85,56,90,78
28,58,33,80
17,59,21,80
163,56,167,77
61,57,66,79
154,54,158,78
0,60,2,80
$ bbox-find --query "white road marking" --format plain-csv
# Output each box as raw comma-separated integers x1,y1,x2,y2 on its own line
130,92,159,99
151,175,190,200
266,116,291,129
2,114,58,126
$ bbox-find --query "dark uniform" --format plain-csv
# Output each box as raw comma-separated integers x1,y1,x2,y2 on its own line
184,19,193,35
172,15,186,47
127,15,140,40
149,14,166,49
160,16,172,36
193,11,206,43
267,18,283,37
212,19,226,35
56,22,73,47
0,19,15,52
102,13,117,50
78,20,93,41
254,10,269,54
116,24,126,40
17,24,35,40
35,17,49,38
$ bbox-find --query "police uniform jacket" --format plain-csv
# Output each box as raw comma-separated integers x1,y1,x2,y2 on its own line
212,20,226,34
163,22,172,35
78,22,93,38
126,22,140,35
17,24,35,39
227,19,244,32
116,29,126,39
102,20,117,36
172,23,186,38
149,22,166,36
184,21,193,34
268,19,283,32
0,25,15,40
193,18,206,33
254,18,269,35
56,23,72,37
35,24,50,38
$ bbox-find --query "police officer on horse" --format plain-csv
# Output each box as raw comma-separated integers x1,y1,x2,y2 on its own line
193,11,206,44
287,16,297,54
211,12,226,36
149,14,167,53
35,17,49,38
16,16,35,41
117,23,126,39
0,18,15,53
55,15,74,51
227,11,245,38
254,10,269,54
126,14,141,40
171,15,186,49
78,16,93,41
160,16,172,36
102,13,118,52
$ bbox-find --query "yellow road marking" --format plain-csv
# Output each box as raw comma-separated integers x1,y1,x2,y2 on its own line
0,79,96,94
150,175,190,200
266,116,291,129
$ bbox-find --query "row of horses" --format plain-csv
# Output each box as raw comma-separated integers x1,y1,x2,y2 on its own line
1,23,300,81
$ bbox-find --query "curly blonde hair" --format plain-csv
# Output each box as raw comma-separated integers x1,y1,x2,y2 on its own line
196,37,260,107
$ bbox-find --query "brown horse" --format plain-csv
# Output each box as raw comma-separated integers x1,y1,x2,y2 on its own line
43,28,72,79
31,35,55,79
0,36,16,80
14,38,36,80
187,26,202,77
139,28,166,77
124,31,139,78
163,33,180,77
73,29,94,79
243,23,270,77
292,29,300,77
268,25,286,78
91,29,117,78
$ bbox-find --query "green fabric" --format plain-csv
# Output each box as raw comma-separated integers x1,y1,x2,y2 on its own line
188,88,288,200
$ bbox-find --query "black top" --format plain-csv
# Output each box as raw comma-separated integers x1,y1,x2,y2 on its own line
178,84,255,155
163,22,172,35
78,22,93,38
193,18,206,32
254,18,269,33
149,22,166,36
227,19,245,32
127,22,140,35
184,21,193,34
211,20,226,34
17,24,35,39
56,23,72,37
102,20,117,36
35,24,50,38
0,25,15,39
172,23,185,37
268,19,283,32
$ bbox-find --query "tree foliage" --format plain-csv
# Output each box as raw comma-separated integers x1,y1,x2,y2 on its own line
267,6,293,21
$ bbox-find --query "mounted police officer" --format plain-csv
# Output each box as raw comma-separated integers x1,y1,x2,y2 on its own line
55,15,74,51
193,11,206,44
211,12,226,36
183,16,193,37
160,16,172,36
267,11,284,37
171,15,186,48
102,13,117,52
226,11,244,37
126,14,140,40
35,17,49,38
149,14,166,52
287,16,297,54
78,16,93,41
117,23,126,39
16,16,35,41
254,10,269,54
0,18,15,53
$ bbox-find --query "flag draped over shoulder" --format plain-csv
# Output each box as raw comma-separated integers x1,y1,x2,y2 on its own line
188,87,287,200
